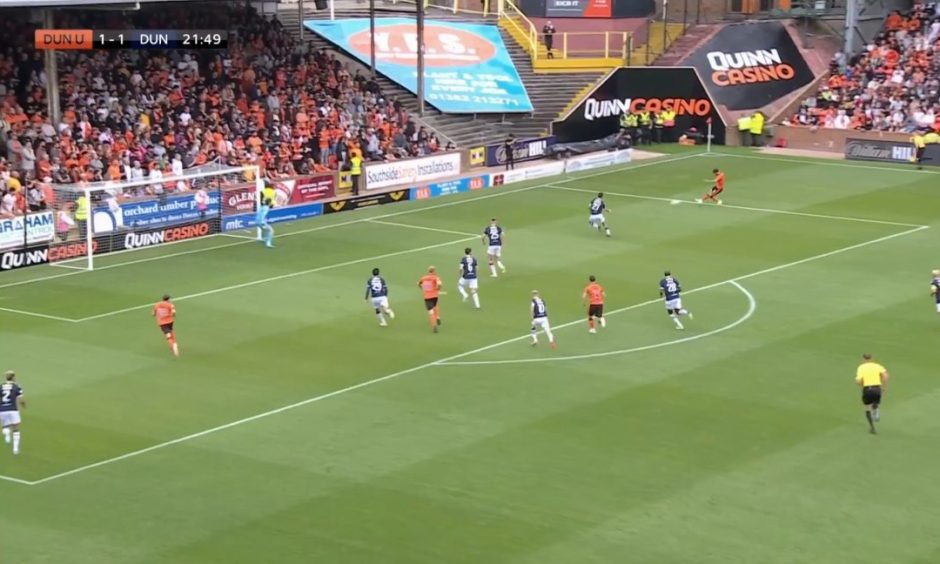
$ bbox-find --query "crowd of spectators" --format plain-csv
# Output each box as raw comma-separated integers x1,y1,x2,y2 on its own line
785,2,940,132
0,4,448,217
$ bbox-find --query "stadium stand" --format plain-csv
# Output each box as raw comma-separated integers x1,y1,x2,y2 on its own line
786,2,940,132
0,3,444,205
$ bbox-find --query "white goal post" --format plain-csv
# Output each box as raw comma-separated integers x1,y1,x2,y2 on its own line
44,162,263,271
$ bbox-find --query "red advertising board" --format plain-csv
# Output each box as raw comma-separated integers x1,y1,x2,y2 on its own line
222,184,255,215
287,174,336,204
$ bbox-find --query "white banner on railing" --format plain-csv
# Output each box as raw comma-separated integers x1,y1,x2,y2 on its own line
0,212,55,250
365,152,462,190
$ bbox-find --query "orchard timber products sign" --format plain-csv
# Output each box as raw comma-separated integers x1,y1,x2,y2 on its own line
682,22,814,111
551,67,725,144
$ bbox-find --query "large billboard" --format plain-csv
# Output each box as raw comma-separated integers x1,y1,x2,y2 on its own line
305,18,533,114
681,22,814,111
551,67,724,144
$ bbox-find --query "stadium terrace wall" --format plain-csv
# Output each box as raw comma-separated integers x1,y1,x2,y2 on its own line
769,126,940,166
2,149,637,272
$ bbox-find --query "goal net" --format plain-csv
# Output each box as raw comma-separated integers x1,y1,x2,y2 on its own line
2,162,262,273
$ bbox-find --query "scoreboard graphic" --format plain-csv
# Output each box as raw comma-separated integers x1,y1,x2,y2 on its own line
34,29,228,50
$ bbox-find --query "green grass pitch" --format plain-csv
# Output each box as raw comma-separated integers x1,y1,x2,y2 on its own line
2,148,940,563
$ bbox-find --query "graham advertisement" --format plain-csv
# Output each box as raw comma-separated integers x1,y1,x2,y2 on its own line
682,22,813,111
323,190,412,214
551,67,724,144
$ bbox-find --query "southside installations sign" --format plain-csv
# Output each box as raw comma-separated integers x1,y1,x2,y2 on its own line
305,18,532,113
551,67,724,144
682,22,813,111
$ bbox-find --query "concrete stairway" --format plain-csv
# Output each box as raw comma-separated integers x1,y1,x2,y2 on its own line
499,16,685,66
496,27,603,137
652,23,720,66
279,5,602,145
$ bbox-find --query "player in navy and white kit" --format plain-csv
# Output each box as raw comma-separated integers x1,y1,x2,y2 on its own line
1,371,25,455
660,271,693,329
530,290,556,348
365,267,395,326
589,193,612,237
457,247,482,309
930,269,940,315
482,218,507,277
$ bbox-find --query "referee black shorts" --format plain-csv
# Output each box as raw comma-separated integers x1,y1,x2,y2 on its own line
424,297,439,311
862,385,882,406
588,304,604,318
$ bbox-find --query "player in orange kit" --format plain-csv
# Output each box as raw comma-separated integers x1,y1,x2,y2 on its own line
582,275,606,334
418,267,443,333
152,294,179,357
698,168,725,205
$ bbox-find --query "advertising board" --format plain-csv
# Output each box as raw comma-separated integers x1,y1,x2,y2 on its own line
0,212,55,251
93,191,221,234
564,149,632,173
840,137,940,166
222,203,324,232
364,152,461,190
551,67,725,144
411,175,490,200
680,22,814,111
306,18,533,113
323,191,412,214
490,161,566,186
485,136,556,167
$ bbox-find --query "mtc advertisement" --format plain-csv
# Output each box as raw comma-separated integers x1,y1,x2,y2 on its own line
222,203,324,232
305,18,533,113
0,212,54,251
411,175,490,200
93,191,221,234
364,152,461,190
681,22,813,111
484,136,556,167
551,67,724,144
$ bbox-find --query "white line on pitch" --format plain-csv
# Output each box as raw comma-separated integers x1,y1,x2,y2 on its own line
71,236,479,323
0,474,37,486
443,281,756,366
718,151,940,174
0,154,694,294
19,223,925,486
546,184,929,228
0,307,78,323
367,219,479,237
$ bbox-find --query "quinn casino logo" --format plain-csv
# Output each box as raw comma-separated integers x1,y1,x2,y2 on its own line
349,24,497,66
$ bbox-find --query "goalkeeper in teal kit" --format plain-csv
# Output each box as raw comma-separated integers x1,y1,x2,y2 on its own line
256,183,276,248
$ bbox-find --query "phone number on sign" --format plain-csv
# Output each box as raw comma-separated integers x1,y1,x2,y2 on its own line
427,93,523,106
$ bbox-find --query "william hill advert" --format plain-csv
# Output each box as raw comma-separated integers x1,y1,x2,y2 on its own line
682,22,813,111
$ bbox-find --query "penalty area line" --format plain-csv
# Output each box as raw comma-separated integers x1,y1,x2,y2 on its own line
13,221,928,486
440,280,756,366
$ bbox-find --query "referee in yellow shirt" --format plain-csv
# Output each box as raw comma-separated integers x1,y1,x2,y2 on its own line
855,353,889,434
